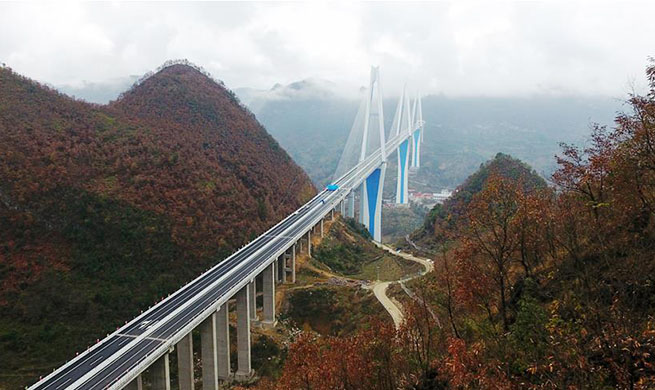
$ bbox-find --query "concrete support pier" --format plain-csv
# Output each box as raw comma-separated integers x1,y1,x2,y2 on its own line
347,191,355,218
201,313,218,390
125,376,143,390
262,262,276,328
273,259,279,283
249,280,257,321
151,354,171,390
217,304,231,380
278,255,286,283
290,245,296,283
320,219,324,237
235,286,253,380
176,334,194,390
307,230,311,257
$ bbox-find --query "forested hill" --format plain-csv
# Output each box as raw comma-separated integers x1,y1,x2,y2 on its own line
0,62,315,388
108,63,316,249
412,152,547,249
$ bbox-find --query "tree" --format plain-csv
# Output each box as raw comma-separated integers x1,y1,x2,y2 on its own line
464,171,522,331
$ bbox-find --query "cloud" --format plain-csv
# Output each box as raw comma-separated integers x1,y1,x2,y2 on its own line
1,1,653,103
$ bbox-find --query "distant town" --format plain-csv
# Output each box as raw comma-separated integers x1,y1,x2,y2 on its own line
384,189,453,209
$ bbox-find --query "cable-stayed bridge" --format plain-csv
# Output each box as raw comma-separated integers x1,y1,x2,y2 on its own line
29,66,425,390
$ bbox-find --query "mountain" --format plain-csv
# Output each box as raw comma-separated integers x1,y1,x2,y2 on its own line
411,153,547,249
0,62,315,388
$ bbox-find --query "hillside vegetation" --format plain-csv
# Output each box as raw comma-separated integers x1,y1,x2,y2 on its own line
412,152,547,249
0,61,314,388
313,218,423,281
266,63,655,390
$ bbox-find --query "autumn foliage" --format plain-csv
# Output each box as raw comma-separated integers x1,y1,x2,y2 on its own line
0,62,315,387
276,62,655,389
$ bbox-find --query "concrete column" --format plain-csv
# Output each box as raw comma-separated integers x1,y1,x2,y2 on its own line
176,334,194,390
249,280,257,321
331,209,335,221
273,259,278,283
262,262,276,327
307,230,311,257
125,376,143,390
201,313,218,390
151,354,171,390
347,191,355,218
320,219,324,237
299,237,303,252
235,286,252,380
216,304,230,380
291,245,296,283
278,255,287,283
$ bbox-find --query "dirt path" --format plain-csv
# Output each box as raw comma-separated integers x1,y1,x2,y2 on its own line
367,242,433,328
372,281,404,327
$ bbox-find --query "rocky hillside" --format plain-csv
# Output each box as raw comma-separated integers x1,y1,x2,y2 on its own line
0,62,315,388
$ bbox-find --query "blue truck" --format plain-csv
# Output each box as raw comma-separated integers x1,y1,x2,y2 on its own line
326,184,339,191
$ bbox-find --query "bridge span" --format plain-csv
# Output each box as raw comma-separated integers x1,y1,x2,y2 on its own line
29,66,424,390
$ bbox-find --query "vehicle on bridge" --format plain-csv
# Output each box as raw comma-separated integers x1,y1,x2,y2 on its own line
326,184,339,191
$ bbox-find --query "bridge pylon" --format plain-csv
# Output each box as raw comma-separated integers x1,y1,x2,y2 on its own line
356,66,387,241
411,92,424,168
394,85,412,204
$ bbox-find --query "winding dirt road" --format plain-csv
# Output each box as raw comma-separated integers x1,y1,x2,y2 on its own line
368,242,433,328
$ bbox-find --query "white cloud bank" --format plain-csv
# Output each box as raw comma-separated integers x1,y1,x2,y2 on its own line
1,1,653,102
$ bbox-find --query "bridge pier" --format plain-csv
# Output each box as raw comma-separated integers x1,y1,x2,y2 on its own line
262,262,276,328
359,182,366,225
396,138,410,204
289,245,296,283
201,313,219,390
217,304,231,380
274,259,280,283
278,254,286,283
320,219,324,237
411,128,421,168
249,280,257,321
361,164,386,242
235,286,253,380
151,353,171,390
347,191,355,218
177,334,194,390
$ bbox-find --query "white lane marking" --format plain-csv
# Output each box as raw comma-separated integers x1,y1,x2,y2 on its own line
54,378,72,390
90,356,105,367
116,334,168,342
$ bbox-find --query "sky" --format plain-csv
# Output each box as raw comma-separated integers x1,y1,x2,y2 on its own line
1,1,654,103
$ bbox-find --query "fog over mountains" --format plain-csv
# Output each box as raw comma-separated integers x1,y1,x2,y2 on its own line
50,75,622,191
237,79,622,190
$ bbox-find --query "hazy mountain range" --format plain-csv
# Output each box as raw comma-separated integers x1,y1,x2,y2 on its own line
237,80,623,191
52,74,623,191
